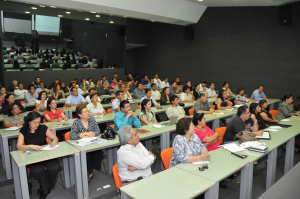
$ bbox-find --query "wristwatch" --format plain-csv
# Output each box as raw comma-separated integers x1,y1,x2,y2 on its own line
198,156,201,161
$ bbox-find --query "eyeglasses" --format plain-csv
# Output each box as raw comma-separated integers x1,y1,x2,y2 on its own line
13,107,20,110
31,121,40,125
245,112,250,115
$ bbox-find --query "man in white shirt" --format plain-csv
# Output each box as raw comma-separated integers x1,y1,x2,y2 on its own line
14,83,28,98
151,84,161,99
153,73,161,88
120,83,132,100
206,83,217,98
85,88,101,103
112,91,125,113
180,86,194,102
199,81,208,92
114,79,123,93
36,82,49,94
166,95,186,119
160,77,169,89
70,82,84,95
117,125,155,186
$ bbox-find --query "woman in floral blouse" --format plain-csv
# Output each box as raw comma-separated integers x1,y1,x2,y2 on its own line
169,117,209,168
139,99,157,125
235,87,256,105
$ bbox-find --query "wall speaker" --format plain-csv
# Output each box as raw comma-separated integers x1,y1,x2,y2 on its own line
279,3,293,25
185,25,194,40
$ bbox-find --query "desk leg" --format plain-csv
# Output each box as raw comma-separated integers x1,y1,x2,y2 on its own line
284,138,293,174
69,111,73,119
240,163,253,199
204,182,219,199
108,148,114,174
62,156,71,188
11,157,22,199
69,156,75,186
113,147,118,166
3,137,12,179
266,148,277,190
160,132,170,170
0,135,5,169
73,153,83,199
121,191,132,199
80,151,89,198
212,119,219,131
145,140,152,151
269,104,274,110
290,137,295,169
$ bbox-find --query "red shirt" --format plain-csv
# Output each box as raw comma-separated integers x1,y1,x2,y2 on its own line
44,109,63,119
194,126,220,151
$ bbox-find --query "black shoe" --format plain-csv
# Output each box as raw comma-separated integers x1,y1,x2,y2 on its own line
39,188,51,199
37,187,42,195
220,180,227,189
88,175,94,183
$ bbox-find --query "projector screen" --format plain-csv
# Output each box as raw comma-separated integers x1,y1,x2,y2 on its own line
32,15,60,36
3,18,32,34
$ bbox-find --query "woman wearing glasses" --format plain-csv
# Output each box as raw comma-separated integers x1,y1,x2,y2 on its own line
2,94,25,115
16,112,60,199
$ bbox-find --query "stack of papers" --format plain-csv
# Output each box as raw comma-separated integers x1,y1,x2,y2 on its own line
234,105,243,108
42,145,60,151
267,129,278,132
151,124,164,128
269,126,282,129
225,108,234,110
73,137,97,147
213,112,224,115
193,160,210,165
256,132,270,139
281,119,291,122
5,126,22,131
220,143,245,153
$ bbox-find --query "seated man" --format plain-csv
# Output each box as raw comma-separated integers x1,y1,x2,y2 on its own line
169,81,179,95
114,100,141,131
151,84,161,99
14,83,28,98
199,81,208,92
154,73,161,88
251,85,267,101
112,91,125,113
10,80,18,91
129,79,138,92
179,86,194,102
117,125,155,186
97,81,111,96
133,83,145,99
223,106,263,143
52,59,60,68
39,59,50,69
175,77,183,88
194,92,216,114
206,83,217,98
80,78,89,91
24,85,38,103
120,83,132,100
141,75,149,85
32,77,41,89
36,82,49,94
147,79,154,89
65,87,87,107
70,82,84,95
7,55,15,64
114,79,123,93
160,77,169,89
166,95,186,119
85,88,101,104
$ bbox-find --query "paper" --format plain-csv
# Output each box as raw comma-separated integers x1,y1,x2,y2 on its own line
267,129,278,132
42,145,60,151
225,108,234,110
221,143,245,153
101,95,109,96
234,105,243,107
151,124,164,128
281,119,291,122
5,126,22,131
94,108,104,114
269,126,282,129
213,112,224,115
192,161,210,165
256,132,270,139
73,137,98,147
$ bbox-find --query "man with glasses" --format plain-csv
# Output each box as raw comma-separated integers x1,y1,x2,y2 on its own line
223,106,263,144
112,91,125,113
120,83,131,100
65,87,87,107
194,92,216,114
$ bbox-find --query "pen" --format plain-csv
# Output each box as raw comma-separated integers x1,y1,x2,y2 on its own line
49,139,53,146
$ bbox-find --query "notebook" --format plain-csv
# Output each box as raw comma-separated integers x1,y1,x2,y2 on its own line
5,126,22,131
256,131,271,140
220,143,245,153
42,145,60,151
192,160,210,165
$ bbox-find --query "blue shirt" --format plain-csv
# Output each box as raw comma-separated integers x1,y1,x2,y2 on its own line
65,94,86,105
251,89,266,101
112,98,120,113
114,111,141,131
147,83,152,89
133,88,145,99
36,88,49,93
24,92,38,103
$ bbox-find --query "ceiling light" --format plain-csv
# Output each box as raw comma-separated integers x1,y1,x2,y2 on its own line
85,18,90,21
25,11,30,14
151,20,155,22
197,0,203,1
58,15,63,17
39,5,45,7
96,15,100,17
31,7,37,9
90,11,96,13
123,16,127,17
66,12,71,14
110,21,114,23
50,6,56,8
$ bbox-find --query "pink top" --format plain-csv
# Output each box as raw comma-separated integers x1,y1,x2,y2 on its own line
110,82,117,89
194,126,220,151
222,87,232,95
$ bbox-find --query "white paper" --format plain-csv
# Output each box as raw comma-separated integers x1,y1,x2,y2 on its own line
94,108,104,114
213,112,224,115
256,132,270,139
151,124,164,128
42,145,60,151
280,119,290,121
234,105,243,107
269,126,282,129
103,185,111,189
221,143,245,153
192,161,210,165
267,129,278,132
5,126,22,131
225,108,234,110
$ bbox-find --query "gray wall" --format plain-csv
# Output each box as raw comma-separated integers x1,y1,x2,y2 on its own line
125,4,300,99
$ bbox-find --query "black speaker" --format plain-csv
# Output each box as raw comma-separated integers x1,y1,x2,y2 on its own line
185,25,194,40
279,3,293,25
119,26,126,36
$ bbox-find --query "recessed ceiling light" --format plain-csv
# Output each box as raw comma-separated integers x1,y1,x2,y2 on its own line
25,11,30,14
151,20,155,22
31,7,37,9
50,6,56,8
110,21,114,23
197,0,203,1
39,5,45,7
96,15,100,17
66,12,71,14
58,15,63,17
85,18,90,21
90,11,96,13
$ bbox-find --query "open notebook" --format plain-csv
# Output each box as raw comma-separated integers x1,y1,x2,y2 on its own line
220,143,245,153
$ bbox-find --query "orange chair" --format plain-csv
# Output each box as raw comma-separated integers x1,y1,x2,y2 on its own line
20,101,25,103
63,105,67,107
111,93,114,95
33,108,37,111
137,105,141,109
211,105,215,109
111,99,115,103
157,102,160,104
269,110,278,118
43,118,47,123
292,104,294,107
112,164,122,191
110,124,114,129
64,131,71,141
67,86,69,89
107,108,112,113
160,147,173,170
234,100,237,105
179,92,182,94
215,127,226,145
189,108,194,116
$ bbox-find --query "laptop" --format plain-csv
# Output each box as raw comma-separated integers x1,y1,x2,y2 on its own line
130,103,138,112
162,117,178,126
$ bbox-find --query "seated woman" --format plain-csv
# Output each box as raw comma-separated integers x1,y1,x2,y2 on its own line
44,99,68,122
52,84,65,100
100,76,109,85
169,117,210,168
86,77,94,87
86,93,106,117
185,81,192,91
49,78,61,90
276,93,300,120
0,86,7,105
160,87,171,105
85,88,101,104
16,112,61,199
60,82,69,93
193,84,201,101
2,94,26,115
70,104,103,182
192,113,220,151
139,99,158,125
222,82,234,96
110,78,117,89
35,91,48,112
140,89,160,107
216,90,233,110
94,79,101,90
259,100,279,125
249,103,267,130
235,87,255,105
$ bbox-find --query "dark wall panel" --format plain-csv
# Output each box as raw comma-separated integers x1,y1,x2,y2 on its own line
126,19,151,44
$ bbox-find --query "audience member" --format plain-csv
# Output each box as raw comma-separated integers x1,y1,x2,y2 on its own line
276,93,300,120
0,87,7,105
236,87,254,105
62,60,71,69
194,92,216,114
222,82,234,96
7,55,15,64
166,95,186,119
86,77,94,87
185,81,192,90
258,100,279,124
47,56,54,64
13,60,20,68
170,81,179,95
40,59,50,69
133,83,145,99
160,77,169,89
249,103,267,130
94,80,101,90
80,78,89,91
85,88,101,104
10,80,18,91
3,103,25,129
129,79,138,92
112,91,125,113
87,93,106,117
2,94,25,114
251,85,267,101
25,85,38,103
180,86,194,102
44,99,68,122
175,77,183,87
147,79,154,89
100,76,109,85
193,84,201,101
32,77,41,89
52,59,60,68
14,83,26,99
199,81,208,92
293,96,300,111
151,84,161,99
110,78,117,89
3,47,7,55
97,81,111,96
154,73,161,88
140,89,160,107
65,87,87,107
60,82,69,93
52,84,65,100
141,75,149,85
160,87,171,105
216,89,233,110
36,82,49,94
36,56,43,65
71,82,84,95
120,83,132,100
35,91,48,112
75,59,83,68
114,79,123,93
139,99,158,125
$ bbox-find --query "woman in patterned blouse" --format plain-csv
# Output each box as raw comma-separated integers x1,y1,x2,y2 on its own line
235,87,255,105
169,117,209,168
139,99,157,125
70,104,103,182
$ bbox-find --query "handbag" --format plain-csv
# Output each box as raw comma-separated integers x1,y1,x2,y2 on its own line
179,102,185,107
101,123,117,140
101,98,110,104
235,130,258,143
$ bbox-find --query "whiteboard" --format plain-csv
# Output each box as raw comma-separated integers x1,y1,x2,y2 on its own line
3,18,31,34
